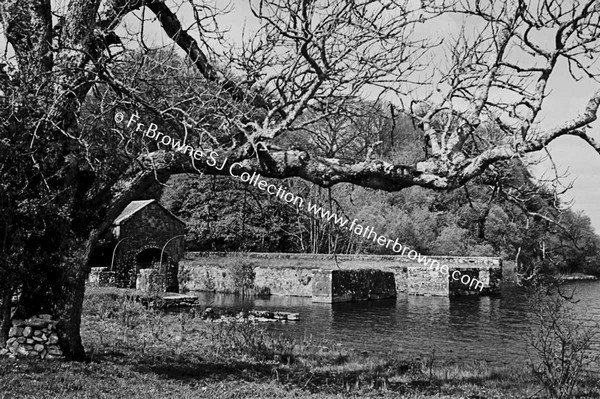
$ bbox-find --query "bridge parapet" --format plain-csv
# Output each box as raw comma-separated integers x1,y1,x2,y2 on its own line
180,252,502,299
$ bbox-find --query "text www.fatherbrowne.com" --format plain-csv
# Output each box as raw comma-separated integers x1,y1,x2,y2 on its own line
117,111,485,292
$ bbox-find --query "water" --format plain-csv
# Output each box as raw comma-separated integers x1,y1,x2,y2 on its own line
188,280,600,366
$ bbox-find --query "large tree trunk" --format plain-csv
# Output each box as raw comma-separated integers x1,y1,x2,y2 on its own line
55,235,97,360
11,232,99,360
55,279,87,360
0,286,12,346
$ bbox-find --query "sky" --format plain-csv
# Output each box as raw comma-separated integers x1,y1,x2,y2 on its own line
422,8,600,231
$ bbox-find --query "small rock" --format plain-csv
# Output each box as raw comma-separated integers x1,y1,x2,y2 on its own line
33,336,43,342
16,337,26,344
48,335,59,345
24,344,34,350
8,326,23,338
0,348,8,356
250,310,274,319
38,314,52,320
41,334,47,341
6,337,16,345
22,327,33,338
40,349,47,359
24,318,50,328
34,344,44,352
27,351,39,358
47,348,62,356
33,330,43,337
25,338,34,345
16,347,29,356
255,317,275,322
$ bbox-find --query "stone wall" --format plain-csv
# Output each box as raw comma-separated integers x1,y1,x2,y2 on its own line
0,315,63,359
136,269,165,293
403,265,449,295
87,267,116,288
181,265,239,293
255,267,314,296
180,252,502,299
179,261,314,296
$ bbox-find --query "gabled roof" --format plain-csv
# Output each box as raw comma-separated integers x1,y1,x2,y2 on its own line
113,199,186,226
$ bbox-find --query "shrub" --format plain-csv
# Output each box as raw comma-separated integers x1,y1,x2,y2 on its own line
228,259,255,295
528,283,599,399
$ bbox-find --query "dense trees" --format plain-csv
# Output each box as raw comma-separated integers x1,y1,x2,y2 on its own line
1,0,600,359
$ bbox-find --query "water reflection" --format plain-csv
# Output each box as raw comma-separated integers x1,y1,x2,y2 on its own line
189,281,600,366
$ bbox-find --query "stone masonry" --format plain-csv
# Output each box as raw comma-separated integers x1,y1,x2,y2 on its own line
179,252,503,300
0,315,63,359
88,200,185,293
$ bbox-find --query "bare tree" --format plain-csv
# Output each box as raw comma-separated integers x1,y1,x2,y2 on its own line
1,0,600,359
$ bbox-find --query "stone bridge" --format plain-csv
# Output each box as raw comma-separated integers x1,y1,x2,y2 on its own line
179,252,502,302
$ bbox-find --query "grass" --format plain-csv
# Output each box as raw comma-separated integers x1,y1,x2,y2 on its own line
0,287,599,398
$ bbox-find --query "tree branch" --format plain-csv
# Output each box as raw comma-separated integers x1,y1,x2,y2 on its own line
0,0,53,75
145,0,275,114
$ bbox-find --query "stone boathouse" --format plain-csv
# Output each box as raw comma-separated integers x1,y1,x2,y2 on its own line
88,200,185,292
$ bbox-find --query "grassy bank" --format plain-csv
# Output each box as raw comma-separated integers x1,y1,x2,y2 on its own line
0,288,598,398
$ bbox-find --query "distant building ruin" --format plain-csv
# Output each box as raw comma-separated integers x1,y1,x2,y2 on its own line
88,200,185,292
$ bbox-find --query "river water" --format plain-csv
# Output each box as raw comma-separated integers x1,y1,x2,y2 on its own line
190,280,600,366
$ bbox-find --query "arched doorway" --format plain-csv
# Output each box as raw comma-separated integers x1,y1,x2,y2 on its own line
135,248,169,271
89,242,117,269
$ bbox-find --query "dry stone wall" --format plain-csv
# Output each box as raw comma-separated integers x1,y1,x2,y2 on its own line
0,315,63,359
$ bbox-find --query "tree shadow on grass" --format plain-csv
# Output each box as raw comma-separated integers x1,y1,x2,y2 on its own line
106,349,419,396
89,348,277,385
136,359,276,383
